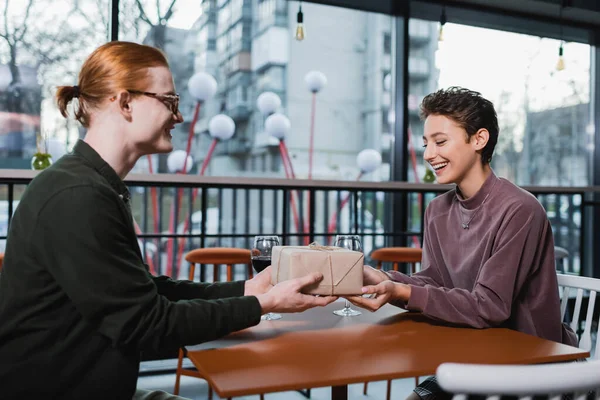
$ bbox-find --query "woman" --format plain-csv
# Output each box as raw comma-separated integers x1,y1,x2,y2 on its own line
346,87,577,400
0,41,336,400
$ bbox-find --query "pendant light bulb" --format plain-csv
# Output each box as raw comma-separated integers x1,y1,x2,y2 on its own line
295,4,305,41
556,43,565,71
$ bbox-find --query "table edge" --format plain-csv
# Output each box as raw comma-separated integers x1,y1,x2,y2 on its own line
187,348,590,398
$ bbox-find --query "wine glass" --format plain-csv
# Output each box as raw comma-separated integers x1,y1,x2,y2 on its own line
251,235,282,321
332,235,362,317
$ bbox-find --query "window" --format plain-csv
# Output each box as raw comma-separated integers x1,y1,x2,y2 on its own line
408,19,592,188
383,33,391,55
217,4,231,35
0,0,109,168
231,0,243,23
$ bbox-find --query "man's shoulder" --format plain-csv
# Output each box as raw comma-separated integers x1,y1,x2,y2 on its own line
23,156,115,212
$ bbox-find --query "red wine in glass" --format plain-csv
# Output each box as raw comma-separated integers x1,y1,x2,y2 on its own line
252,235,282,320
251,257,271,273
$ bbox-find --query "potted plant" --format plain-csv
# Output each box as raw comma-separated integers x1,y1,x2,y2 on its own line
31,132,53,170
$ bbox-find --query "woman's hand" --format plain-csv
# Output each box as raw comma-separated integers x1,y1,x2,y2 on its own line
363,265,391,286
343,281,411,312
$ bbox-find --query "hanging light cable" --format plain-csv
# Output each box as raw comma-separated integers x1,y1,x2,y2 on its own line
556,1,566,71
438,5,447,42
295,1,305,41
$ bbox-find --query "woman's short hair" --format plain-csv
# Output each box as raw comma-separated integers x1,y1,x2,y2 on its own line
420,86,499,164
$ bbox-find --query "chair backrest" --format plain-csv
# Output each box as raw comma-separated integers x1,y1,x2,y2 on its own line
370,247,422,263
554,246,569,273
436,360,600,400
185,247,251,265
557,273,600,358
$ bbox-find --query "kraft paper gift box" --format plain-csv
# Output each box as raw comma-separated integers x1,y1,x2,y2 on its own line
270,244,364,296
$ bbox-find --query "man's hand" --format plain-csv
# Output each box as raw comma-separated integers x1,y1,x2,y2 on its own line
244,266,273,297
256,272,338,314
344,281,411,312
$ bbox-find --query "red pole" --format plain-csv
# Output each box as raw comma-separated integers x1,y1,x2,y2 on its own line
199,139,218,176
174,139,219,269
133,220,156,275
281,140,307,244
183,102,201,171
305,92,317,244
146,155,159,235
279,141,302,235
281,140,297,179
279,141,292,179
166,102,201,277
308,92,316,180
327,172,363,239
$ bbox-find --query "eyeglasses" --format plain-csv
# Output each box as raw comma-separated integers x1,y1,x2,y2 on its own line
126,90,180,115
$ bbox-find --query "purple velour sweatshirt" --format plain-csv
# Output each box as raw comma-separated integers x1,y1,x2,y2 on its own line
388,172,578,347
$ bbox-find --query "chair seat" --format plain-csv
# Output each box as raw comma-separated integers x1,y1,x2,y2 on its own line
185,247,251,265
371,247,422,263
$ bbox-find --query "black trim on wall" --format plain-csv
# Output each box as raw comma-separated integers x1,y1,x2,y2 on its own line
591,31,600,278
110,0,119,41
391,5,410,245
298,0,600,33
392,14,409,183
293,0,407,15
410,2,592,45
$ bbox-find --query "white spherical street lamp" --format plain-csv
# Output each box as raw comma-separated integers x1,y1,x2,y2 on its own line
304,70,327,93
265,113,291,140
357,149,382,173
188,72,218,102
257,92,282,116
167,150,194,173
208,114,236,140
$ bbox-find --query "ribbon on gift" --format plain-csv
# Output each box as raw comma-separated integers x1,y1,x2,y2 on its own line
274,243,343,296
308,242,342,251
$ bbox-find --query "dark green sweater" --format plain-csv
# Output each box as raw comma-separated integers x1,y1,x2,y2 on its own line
0,140,262,399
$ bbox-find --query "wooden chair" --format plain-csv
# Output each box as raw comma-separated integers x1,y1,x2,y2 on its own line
370,247,422,275
183,247,254,283
436,359,600,400
174,247,262,400
555,246,569,273
363,247,422,400
557,273,600,358
0,252,3,272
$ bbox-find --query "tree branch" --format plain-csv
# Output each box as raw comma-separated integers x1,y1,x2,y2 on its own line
15,0,35,43
135,0,153,26
3,0,11,44
163,0,177,22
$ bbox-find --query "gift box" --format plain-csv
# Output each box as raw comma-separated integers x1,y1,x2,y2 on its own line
270,243,364,296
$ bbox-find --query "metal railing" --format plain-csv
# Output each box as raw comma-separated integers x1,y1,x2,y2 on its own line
0,169,592,279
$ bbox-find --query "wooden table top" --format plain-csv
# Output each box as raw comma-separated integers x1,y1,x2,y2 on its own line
186,301,589,398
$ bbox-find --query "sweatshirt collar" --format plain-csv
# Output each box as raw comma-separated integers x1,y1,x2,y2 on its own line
456,171,499,210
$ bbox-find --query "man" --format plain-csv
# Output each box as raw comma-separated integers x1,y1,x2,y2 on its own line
346,86,577,400
0,41,336,400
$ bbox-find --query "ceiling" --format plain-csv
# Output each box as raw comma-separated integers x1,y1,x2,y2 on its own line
302,0,600,31
442,0,600,29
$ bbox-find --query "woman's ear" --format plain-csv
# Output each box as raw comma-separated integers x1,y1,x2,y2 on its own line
472,128,489,151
